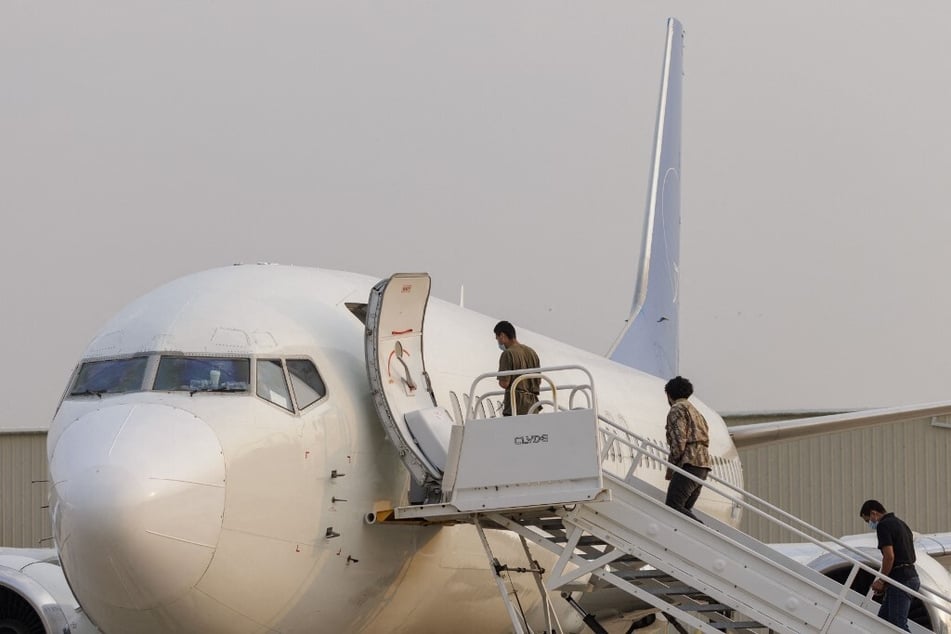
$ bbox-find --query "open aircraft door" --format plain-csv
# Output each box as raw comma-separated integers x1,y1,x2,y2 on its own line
365,273,446,493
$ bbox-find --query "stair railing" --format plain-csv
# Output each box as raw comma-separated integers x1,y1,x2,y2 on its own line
591,411,951,624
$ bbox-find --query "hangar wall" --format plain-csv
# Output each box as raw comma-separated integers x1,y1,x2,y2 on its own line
0,430,51,548
733,413,951,542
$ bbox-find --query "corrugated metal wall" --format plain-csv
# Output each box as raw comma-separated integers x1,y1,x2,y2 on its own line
732,414,951,543
0,431,51,548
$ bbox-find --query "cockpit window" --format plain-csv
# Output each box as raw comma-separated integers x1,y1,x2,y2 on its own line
70,357,148,396
287,359,327,409
154,356,250,392
256,359,293,411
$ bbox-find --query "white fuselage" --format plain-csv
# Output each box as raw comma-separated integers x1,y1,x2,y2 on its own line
47,264,741,633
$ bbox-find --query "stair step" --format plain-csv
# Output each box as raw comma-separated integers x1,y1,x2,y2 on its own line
651,585,697,595
615,568,670,580
539,532,606,546
708,621,765,630
680,603,733,612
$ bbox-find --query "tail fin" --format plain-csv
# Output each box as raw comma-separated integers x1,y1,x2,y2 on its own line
607,18,683,379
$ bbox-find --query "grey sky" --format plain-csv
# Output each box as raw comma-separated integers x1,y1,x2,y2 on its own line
3,2,950,429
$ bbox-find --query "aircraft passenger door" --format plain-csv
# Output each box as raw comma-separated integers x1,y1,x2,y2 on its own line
365,273,442,488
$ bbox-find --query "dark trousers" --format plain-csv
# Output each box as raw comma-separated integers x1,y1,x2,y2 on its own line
879,566,920,631
665,464,710,522
502,391,539,416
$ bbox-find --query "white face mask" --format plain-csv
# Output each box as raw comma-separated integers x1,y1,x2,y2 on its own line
498,342,506,351
868,520,879,530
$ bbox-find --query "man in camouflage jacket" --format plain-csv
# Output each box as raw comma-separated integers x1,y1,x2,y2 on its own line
664,376,711,522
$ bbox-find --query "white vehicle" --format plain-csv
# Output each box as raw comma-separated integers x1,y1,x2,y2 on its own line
3,18,951,634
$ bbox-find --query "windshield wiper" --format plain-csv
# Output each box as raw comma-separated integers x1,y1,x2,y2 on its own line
189,385,247,396
70,390,103,398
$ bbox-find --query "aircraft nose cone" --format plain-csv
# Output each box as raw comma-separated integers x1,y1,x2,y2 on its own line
50,403,225,610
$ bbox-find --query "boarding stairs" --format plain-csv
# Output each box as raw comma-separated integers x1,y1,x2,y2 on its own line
475,506,776,633
373,365,947,634
362,273,948,633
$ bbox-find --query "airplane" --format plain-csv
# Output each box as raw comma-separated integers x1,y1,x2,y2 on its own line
4,17,951,634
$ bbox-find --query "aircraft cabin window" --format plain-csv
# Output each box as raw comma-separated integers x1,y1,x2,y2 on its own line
257,359,293,411
70,356,148,396
153,356,250,392
286,359,326,410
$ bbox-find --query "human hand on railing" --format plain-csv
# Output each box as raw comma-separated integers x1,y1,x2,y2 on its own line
871,578,886,596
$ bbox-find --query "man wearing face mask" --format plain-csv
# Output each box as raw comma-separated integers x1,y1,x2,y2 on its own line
493,321,540,416
859,499,920,631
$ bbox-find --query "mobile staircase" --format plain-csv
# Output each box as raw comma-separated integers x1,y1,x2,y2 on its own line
362,273,951,633
371,365,951,634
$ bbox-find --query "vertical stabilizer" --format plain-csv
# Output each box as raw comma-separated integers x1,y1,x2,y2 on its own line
607,18,683,379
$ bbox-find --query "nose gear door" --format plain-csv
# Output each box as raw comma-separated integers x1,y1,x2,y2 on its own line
365,273,442,489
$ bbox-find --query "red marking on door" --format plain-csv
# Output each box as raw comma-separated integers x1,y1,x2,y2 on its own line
304,451,310,459
387,348,412,379
391,328,413,335
401,284,412,293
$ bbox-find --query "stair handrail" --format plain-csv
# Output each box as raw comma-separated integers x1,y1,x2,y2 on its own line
466,364,596,422
591,411,951,622
470,383,594,420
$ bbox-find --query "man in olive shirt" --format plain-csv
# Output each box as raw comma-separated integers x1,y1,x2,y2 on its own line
860,499,920,631
664,376,712,522
493,320,540,416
